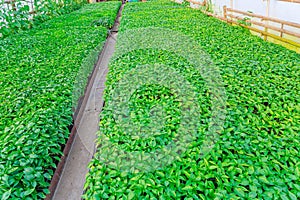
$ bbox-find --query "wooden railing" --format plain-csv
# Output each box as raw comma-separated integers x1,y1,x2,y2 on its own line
182,0,300,49
279,0,300,3
186,0,206,6
223,6,300,48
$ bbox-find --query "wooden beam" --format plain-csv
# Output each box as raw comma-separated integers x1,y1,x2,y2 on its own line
186,0,205,6
278,0,300,3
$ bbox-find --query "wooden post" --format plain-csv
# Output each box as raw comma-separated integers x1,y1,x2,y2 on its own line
280,23,284,37
261,18,266,39
264,0,270,40
223,6,227,20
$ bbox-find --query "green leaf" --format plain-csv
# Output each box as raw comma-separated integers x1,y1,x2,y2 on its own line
1,189,12,200
249,191,257,198
128,191,135,200
234,188,245,197
23,188,35,196
258,176,270,184
288,192,297,200
182,185,194,191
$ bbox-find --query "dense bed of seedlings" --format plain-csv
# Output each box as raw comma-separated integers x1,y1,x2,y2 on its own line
0,2,121,199
84,1,299,199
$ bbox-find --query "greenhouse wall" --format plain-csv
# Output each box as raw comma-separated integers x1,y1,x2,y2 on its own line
195,0,300,24
190,0,300,52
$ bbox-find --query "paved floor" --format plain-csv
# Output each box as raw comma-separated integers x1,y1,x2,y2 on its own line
52,12,121,200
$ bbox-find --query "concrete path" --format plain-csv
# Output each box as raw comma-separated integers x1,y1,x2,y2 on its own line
52,6,123,199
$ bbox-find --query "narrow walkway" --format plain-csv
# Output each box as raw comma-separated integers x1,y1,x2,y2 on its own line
52,5,123,199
